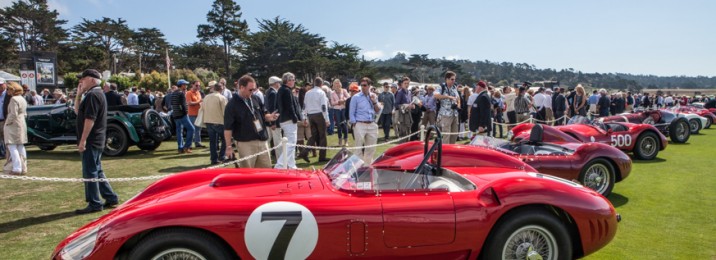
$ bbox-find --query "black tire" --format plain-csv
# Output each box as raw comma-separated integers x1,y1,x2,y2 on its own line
688,118,701,134
633,132,659,160
137,139,161,151
483,208,572,260
578,158,615,196
705,117,712,129
128,228,234,260
37,145,57,151
104,124,129,156
142,109,170,141
669,118,690,143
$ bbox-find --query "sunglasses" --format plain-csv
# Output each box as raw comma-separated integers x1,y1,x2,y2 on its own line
360,84,368,87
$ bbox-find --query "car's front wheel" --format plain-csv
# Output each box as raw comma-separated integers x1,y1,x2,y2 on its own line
104,124,129,156
483,209,572,260
669,118,690,143
579,158,615,196
688,118,701,134
633,132,659,160
137,139,161,151
128,228,234,260
37,144,57,151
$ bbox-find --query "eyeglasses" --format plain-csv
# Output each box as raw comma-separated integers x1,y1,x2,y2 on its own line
448,78,456,81
288,78,296,81
360,84,368,87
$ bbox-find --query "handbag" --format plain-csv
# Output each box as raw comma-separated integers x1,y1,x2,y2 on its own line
193,106,205,128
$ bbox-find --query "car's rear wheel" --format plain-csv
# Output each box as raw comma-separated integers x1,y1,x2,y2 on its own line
483,209,572,260
128,228,234,260
137,139,162,151
104,124,129,156
688,118,701,134
669,118,690,143
579,158,615,196
142,109,169,141
704,117,712,129
633,132,659,160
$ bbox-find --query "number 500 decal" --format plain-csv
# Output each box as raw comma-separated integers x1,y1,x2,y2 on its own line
245,202,319,260
610,134,632,147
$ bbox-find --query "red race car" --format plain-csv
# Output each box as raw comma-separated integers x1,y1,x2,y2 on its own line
510,119,668,160
600,109,691,143
53,127,619,260
470,125,631,196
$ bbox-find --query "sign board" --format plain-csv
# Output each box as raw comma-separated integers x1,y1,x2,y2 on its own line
20,70,37,91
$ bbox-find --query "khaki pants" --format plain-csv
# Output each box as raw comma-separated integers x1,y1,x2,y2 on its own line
421,110,436,128
545,108,554,125
236,140,271,168
354,122,378,166
437,115,458,144
516,112,530,124
268,127,282,150
396,109,412,138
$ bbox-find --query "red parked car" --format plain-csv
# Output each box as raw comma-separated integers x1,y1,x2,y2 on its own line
510,119,668,160
672,105,715,129
600,109,691,143
53,127,619,260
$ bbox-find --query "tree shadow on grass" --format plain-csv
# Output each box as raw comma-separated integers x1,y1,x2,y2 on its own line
632,157,666,164
0,211,77,234
160,153,209,160
607,192,629,208
158,165,203,173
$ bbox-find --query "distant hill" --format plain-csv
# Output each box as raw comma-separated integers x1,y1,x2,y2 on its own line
369,53,716,92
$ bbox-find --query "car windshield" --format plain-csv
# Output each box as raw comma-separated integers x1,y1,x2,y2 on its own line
469,135,514,153
470,135,574,156
323,149,372,190
569,115,606,130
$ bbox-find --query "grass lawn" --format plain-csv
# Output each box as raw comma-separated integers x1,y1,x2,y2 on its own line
0,128,714,259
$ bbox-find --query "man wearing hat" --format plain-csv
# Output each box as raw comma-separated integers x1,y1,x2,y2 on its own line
264,76,283,159
377,82,394,141
202,80,228,165
74,69,119,214
171,79,195,154
514,85,531,123
469,81,492,134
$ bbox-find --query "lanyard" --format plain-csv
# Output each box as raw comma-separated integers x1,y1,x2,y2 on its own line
243,97,258,120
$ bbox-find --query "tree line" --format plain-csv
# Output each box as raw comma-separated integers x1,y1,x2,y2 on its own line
1,0,714,92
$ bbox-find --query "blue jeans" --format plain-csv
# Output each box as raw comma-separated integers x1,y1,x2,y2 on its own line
206,123,226,163
333,109,348,140
328,109,336,135
188,116,203,145
82,146,118,209
175,115,195,150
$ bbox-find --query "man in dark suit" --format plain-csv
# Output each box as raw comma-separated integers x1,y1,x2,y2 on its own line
264,76,282,160
104,83,123,107
274,72,303,169
553,88,567,125
470,81,492,134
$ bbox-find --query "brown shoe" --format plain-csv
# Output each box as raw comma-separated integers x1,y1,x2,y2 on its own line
183,148,193,154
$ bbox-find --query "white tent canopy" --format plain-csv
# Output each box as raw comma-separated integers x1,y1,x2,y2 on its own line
0,70,21,81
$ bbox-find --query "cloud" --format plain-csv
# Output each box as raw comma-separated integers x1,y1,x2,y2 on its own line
361,50,385,60
445,55,460,60
48,0,70,16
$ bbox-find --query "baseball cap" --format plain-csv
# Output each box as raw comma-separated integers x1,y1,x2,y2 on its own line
76,69,102,79
268,76,282,85
176,79,189,86
349,83,360,92
0,77,5,84
208,80,217,87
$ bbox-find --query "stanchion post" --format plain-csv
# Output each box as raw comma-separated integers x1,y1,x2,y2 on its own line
420,125,426,141
281,137,289,169
529,115,534,124
563,115,567,125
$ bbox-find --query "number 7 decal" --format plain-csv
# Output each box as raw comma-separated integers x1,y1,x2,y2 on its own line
261,211,303,259
245,202,319,260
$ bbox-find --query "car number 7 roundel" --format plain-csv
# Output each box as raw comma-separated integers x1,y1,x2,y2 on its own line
610,134,632,147
245,201,319,260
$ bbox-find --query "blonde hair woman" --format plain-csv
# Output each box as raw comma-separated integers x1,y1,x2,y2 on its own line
574,84,587,116
4,82,28,175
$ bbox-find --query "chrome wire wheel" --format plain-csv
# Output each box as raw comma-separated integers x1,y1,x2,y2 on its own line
583,163,610,195
639,135,657,158
689,120,699,133
151,248,206,260
676,122,687,140
502,225,557,260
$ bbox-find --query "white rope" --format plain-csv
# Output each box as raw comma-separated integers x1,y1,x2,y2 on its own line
0,144,282,182
532,115,569,124
441,130,472,136
493,117,533,127
292,130,422,150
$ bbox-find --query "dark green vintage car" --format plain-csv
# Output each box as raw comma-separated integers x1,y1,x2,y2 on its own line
26,104,170,156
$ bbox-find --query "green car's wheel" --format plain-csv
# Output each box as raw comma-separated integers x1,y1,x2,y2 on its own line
37,145,57,151
104,124,129,156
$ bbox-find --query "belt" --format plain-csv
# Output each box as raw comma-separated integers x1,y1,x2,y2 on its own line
357,121,373,124
308,113,323,117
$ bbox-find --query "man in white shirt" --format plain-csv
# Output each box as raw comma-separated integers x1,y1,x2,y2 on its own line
219,78,232,100
544,88,554,125
532,88,549,122
664,95,674,107
503,86,517,127
127,87,139,105
298,77,330,162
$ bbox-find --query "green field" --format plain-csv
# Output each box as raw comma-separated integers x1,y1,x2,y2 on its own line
0,129,714,259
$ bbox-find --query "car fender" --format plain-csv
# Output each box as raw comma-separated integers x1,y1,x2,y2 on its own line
109,116,140,143
483,174,618,257
26,127,52,141
572,143,632,182
628,124,668,151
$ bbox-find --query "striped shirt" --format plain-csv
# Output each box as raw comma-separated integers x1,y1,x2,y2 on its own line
514,94,531,113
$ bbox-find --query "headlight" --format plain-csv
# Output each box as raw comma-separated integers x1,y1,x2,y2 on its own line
60,226,100,259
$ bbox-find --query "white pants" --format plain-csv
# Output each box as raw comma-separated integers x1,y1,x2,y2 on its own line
275,122,298,169
354,122,378,166
7,144,26,172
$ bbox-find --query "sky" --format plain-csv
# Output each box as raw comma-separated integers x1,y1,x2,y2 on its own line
2,0,714,77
